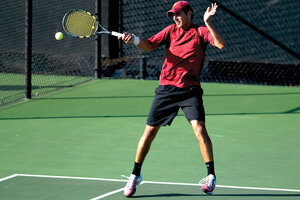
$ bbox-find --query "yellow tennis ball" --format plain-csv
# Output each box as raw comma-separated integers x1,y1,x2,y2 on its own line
55,32,63,40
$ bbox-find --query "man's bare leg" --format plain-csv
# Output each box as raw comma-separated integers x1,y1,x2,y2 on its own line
190,120,214,163
135,125,160,164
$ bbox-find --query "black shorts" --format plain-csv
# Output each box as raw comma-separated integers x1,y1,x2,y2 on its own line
147,85,205,127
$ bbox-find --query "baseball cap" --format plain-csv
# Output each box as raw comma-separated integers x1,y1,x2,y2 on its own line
166,1,193,17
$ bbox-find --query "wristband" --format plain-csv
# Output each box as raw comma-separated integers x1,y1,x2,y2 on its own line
133,34,140,46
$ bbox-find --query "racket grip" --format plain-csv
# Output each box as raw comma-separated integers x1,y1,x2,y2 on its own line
111,31,124,37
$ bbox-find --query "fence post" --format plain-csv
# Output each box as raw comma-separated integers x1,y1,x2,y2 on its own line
100,0,119,59
25,0,32,99
95,0,101,79
140,57,146,80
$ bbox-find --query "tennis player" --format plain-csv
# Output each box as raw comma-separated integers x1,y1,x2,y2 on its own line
119,1,226,197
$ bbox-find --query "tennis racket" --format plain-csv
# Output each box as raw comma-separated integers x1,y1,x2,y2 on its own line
62,9,123,39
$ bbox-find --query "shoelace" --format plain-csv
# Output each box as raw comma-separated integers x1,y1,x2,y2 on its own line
122,175,133,188
199,176,213,187
121,175,130,179
122,175,138,189
199,177,207,185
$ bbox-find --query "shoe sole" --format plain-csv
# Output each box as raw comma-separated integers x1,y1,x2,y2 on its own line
202,188,213,195
124,188,136,198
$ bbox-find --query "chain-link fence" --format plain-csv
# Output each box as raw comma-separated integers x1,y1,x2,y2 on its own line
120,0,300,84
0,0,96,106
1,0,299,106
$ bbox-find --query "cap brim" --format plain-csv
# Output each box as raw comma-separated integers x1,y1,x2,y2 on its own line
166,7,182,17
166,11,174,17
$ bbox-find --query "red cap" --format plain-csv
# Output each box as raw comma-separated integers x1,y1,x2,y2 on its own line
166,1,193,17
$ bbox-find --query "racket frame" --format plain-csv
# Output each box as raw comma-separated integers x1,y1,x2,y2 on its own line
62,9,123,38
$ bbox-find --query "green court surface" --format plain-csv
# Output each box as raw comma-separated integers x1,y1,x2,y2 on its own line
1,174,299,200
0,73,91,106
0,79,299,199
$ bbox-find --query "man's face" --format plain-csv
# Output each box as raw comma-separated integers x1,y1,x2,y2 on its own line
173,10,191,29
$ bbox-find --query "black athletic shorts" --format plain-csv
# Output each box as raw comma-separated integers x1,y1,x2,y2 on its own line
147,85,205,127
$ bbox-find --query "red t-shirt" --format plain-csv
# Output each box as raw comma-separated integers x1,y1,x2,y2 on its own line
148,24,215,88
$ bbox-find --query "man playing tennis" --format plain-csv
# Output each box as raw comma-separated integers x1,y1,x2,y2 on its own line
119,1,226,197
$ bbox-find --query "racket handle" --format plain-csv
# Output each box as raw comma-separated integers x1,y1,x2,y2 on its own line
111,31,124,37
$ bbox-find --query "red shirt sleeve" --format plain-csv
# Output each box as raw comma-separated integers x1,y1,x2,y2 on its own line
147,25,174,49
198,26,215,47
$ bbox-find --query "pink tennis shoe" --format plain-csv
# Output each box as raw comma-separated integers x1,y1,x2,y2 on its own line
124,173,215,197
200,174,216,195
123,174,143,197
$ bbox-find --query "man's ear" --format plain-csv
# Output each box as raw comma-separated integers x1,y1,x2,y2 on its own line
187,10,192,18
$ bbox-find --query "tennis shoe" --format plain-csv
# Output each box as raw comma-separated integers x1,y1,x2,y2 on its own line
123,174,143,197
199,174,216,195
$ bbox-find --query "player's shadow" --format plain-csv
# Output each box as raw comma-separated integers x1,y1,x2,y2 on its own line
134,193,300,198
133,193,203,198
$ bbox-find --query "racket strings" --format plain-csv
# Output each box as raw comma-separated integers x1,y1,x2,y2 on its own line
64,10,97,37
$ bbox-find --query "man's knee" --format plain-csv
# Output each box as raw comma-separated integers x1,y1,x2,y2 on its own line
142,125,159,140
191,120,209,141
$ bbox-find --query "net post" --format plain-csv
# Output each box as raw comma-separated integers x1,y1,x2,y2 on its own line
95,0,102,79
25,0,32,99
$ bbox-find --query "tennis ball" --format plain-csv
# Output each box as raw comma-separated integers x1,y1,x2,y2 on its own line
55,32,63,40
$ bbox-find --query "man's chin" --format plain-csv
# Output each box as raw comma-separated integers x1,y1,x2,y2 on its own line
175,24,182,28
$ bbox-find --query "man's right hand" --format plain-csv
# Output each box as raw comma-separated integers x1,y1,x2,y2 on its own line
118,32,135,44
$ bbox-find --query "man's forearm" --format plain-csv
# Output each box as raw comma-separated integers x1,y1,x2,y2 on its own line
136,39,156,52
205,21,226,49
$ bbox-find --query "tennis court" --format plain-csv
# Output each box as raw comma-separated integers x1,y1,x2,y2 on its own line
0,79,299,199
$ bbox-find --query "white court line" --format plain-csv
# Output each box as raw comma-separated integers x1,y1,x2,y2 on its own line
89,187,125,200
11,174,300,197
89,183,146,200
16,174,127,183
0,174,18,182
215,184,300,193
143,180,300,193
